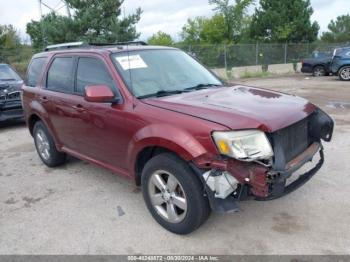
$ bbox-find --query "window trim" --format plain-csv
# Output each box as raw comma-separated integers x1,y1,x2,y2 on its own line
45,55,77,95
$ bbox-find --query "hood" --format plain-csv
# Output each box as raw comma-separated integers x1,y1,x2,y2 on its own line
143,85,316,132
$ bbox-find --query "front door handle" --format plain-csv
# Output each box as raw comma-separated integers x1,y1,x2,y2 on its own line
39,96,48,103
72,104,86,112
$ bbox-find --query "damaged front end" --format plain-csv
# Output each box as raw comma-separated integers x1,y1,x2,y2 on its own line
0,82,23,122
192,108,334,213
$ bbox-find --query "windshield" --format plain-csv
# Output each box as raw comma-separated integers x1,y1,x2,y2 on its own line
0,64,21,81
112,49,222,98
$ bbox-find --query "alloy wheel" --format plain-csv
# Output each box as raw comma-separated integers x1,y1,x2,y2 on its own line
35,129,51,160
148,170,187,223
314,67,325,77
340,67,350,80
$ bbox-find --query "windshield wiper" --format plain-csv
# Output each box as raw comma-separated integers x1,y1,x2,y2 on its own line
138,90,184,99
137,84,222,99
183,83,222,91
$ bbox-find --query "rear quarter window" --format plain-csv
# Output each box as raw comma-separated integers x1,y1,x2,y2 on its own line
26,57,47,87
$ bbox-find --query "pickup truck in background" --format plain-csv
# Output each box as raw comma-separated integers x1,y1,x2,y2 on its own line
301,51,332,77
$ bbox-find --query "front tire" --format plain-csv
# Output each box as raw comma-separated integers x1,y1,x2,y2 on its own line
141,153,210,234
33,121,66,167
339,66,350,81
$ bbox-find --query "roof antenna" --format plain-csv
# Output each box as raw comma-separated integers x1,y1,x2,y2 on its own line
126,43,136,109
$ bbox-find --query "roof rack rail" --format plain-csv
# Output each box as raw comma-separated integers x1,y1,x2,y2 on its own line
44,42,87,51
44,41,148,52
89,41,148,46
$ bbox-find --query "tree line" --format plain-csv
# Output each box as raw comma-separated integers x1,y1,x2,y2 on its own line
149,0,350,46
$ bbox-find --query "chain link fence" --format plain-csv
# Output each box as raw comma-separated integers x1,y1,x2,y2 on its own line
175,42,349,69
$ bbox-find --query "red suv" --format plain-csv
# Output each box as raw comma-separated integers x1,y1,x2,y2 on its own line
22,42,334,234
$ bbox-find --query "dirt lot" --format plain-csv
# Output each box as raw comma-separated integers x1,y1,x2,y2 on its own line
0,74,349,255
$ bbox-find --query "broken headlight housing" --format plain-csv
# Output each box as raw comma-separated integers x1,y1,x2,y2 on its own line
212,129,274,161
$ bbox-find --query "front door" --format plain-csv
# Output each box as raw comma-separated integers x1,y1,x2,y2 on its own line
68,56,130,171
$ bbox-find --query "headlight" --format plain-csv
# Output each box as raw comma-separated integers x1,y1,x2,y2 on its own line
212,129,273,161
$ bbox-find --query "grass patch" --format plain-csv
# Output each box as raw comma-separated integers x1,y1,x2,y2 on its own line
241,70,271,78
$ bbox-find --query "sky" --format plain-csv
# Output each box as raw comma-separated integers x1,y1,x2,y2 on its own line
0,0,349,42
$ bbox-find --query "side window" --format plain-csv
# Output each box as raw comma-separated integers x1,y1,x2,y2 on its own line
26,57,47,87
47,57,75,93
76,57,115,94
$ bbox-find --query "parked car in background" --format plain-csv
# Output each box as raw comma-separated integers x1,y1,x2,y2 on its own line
0,63,24,122
331,46,350,81
301,51,332,77
22,42,333,234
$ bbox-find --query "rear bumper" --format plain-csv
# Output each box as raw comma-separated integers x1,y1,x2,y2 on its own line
301,65,312,73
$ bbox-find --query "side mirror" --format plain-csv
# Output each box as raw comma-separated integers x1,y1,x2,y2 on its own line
84,85,116,103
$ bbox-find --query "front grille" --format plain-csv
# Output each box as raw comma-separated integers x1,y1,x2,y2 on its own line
7,91,21,100
271,117,310,165
0,91,21,102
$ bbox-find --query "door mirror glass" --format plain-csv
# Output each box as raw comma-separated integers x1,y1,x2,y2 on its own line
84,85,115,103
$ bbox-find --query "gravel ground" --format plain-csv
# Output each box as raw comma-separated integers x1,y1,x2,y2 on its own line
0,74,349,255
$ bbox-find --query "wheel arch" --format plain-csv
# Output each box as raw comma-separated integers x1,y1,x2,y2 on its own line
28,113,42,136
27,111,61,148
338,64,350,72
129,124,208,185
313,64,326,70
134,146,176,186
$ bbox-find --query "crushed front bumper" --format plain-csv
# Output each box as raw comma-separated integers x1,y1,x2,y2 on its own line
0,99,23,121
192,142,324,213
224,141,323,200
255,142,323,200
191,108,333,213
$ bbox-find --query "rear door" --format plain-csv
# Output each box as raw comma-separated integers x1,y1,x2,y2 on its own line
40,55,82,149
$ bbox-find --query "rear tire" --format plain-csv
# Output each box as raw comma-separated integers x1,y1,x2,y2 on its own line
339,66,350,81
313,65,326,77
33,121,66,167
141,153,211,234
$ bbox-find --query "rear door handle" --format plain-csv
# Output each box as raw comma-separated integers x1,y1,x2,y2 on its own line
72,104,86,112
